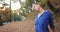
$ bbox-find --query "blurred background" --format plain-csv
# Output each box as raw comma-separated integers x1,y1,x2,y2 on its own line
0,0,60,32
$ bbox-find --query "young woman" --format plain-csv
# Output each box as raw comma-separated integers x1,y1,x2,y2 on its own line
32,1,56,32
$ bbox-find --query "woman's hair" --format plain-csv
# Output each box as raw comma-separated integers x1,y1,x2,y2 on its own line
36,1,45,8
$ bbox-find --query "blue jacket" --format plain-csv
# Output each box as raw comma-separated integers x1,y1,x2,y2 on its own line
35,10,55,32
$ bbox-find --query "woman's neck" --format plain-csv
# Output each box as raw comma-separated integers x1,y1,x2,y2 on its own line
38,8,44,14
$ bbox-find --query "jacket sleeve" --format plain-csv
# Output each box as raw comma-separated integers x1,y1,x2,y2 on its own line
49,12,55,29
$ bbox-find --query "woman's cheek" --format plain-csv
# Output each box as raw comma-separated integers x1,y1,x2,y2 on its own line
34,7,39,11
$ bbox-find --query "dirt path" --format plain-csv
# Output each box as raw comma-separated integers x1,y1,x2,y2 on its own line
0,19,34,32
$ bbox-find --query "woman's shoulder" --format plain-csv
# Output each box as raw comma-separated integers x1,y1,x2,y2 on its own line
45,10,51,13
45,10,52,15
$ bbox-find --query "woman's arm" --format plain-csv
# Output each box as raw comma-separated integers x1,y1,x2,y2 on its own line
48,12,56,32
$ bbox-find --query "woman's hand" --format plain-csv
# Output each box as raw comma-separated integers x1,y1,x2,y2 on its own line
52,28,57,32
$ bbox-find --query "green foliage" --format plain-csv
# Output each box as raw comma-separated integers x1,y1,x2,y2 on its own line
40,0,48,4
26,0,33,7
11,12,25,21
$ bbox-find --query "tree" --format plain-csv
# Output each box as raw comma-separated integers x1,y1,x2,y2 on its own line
47,0,60,15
